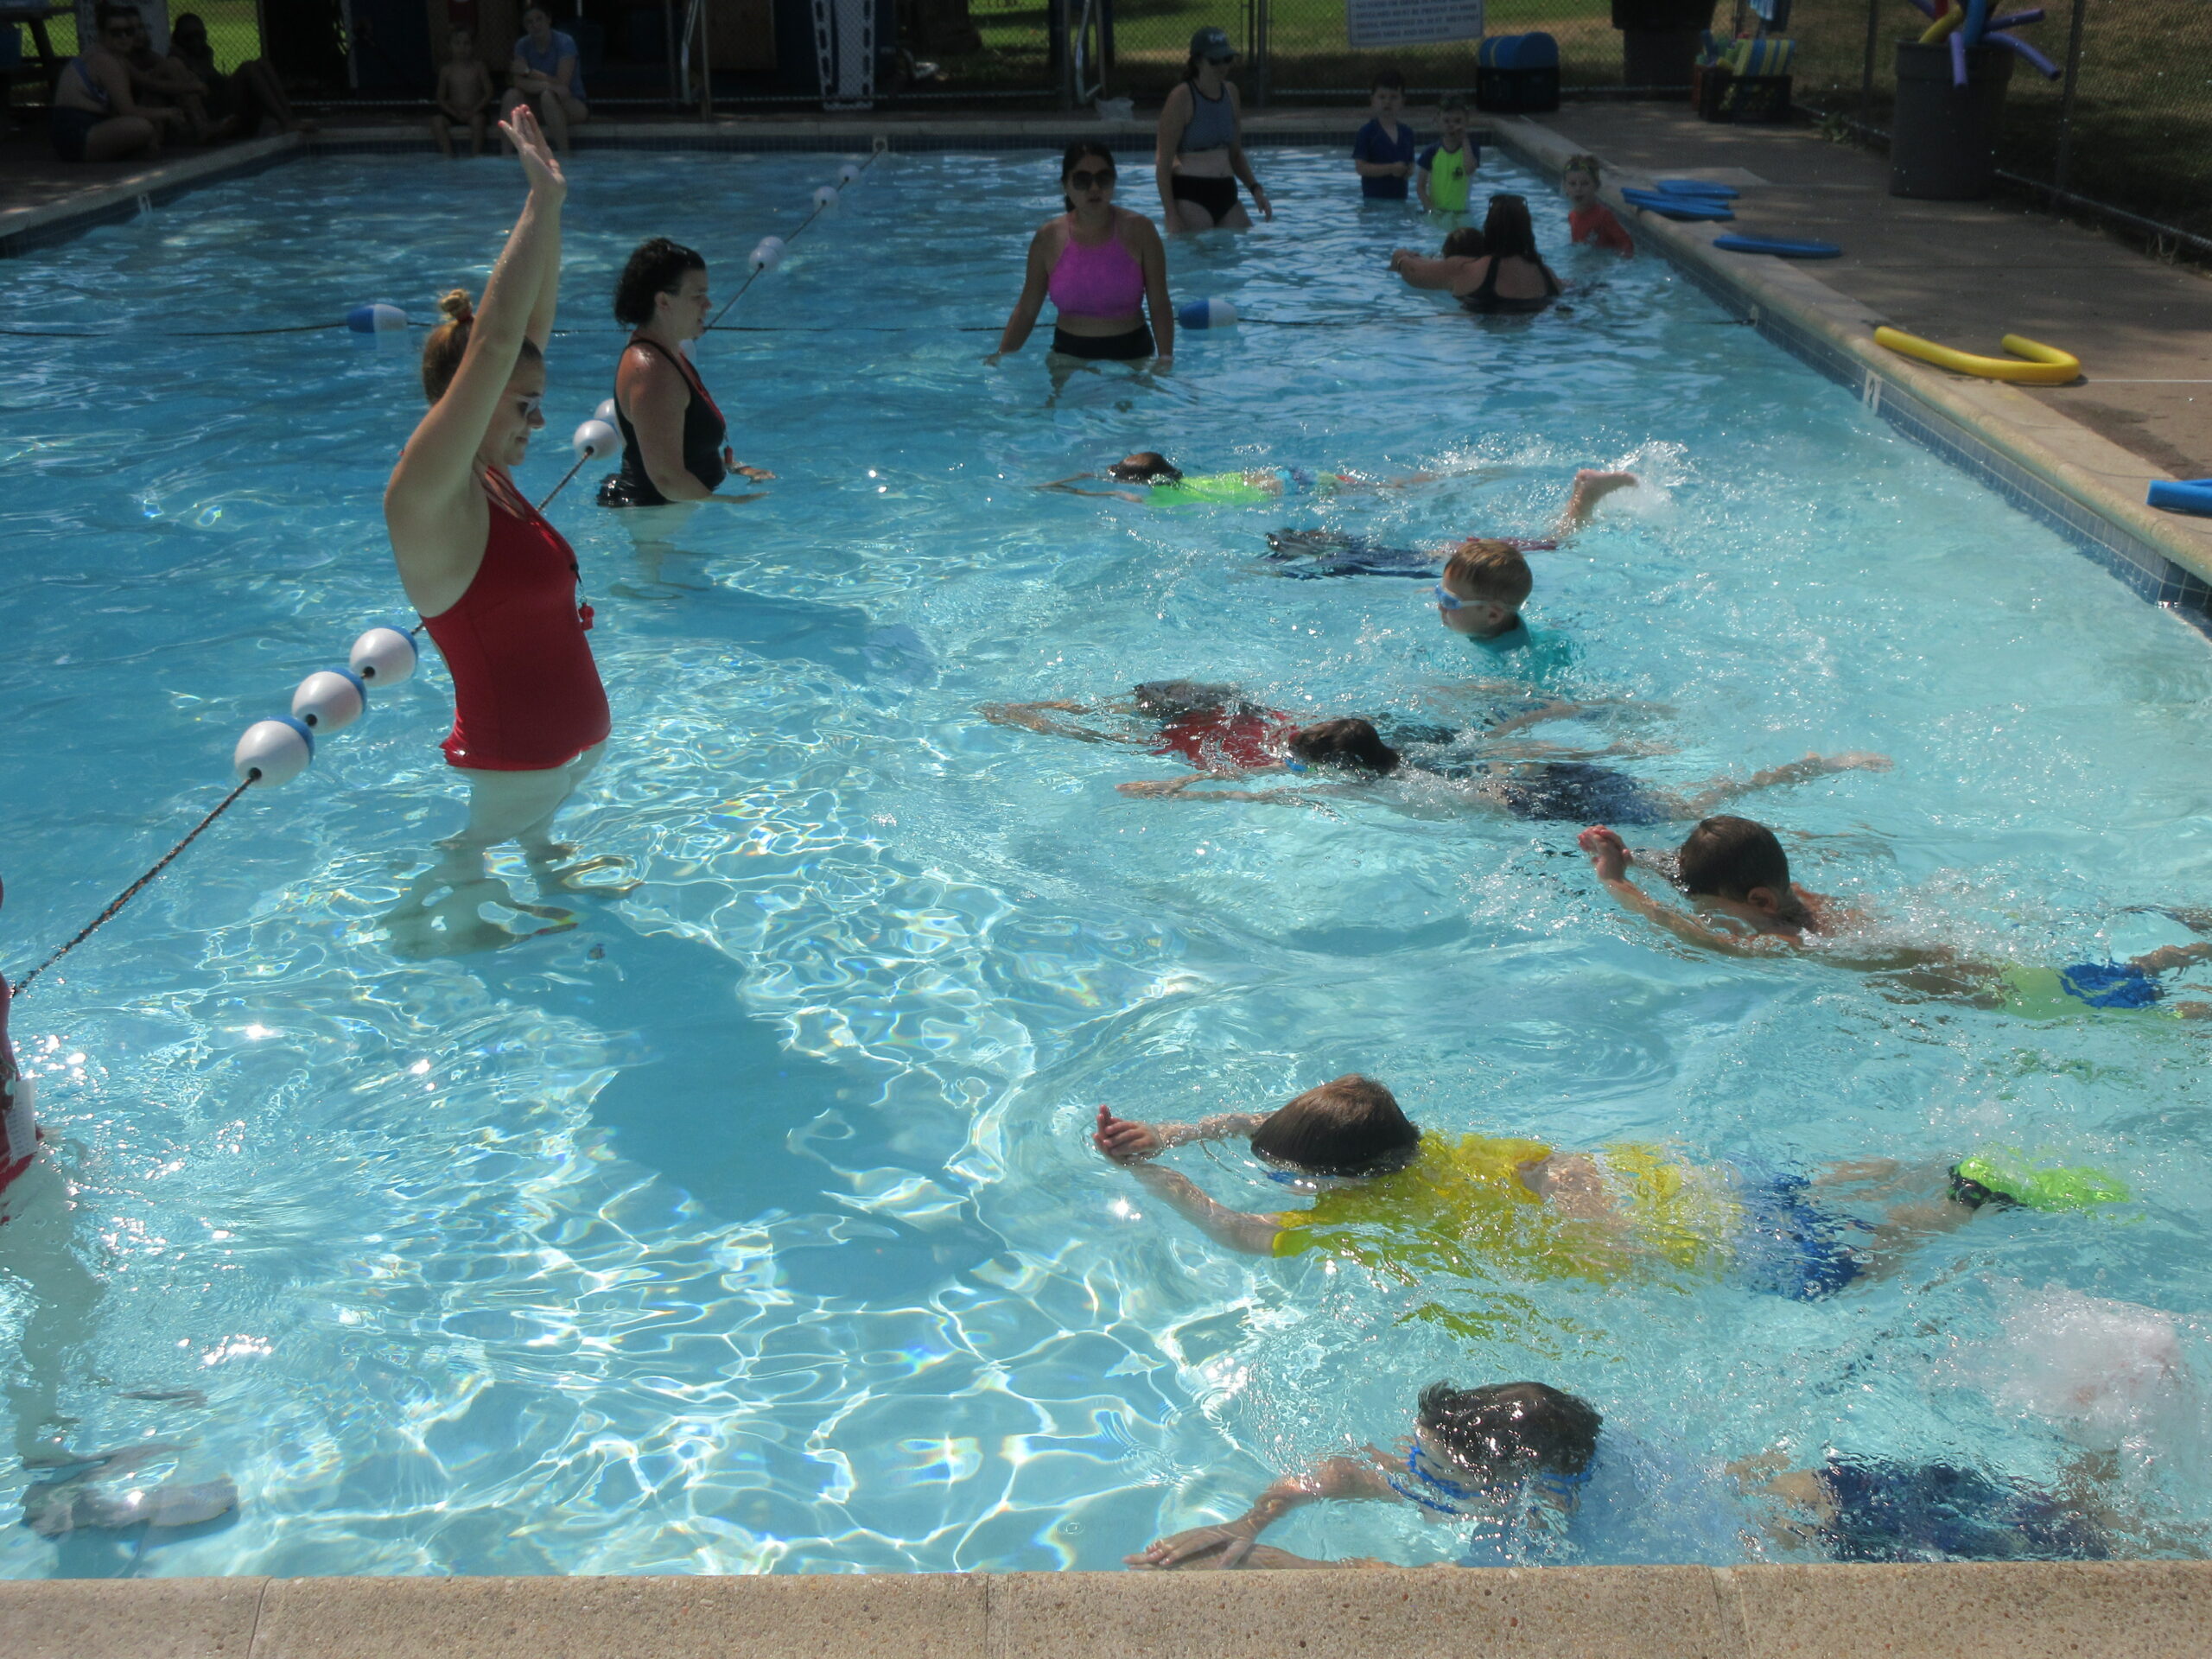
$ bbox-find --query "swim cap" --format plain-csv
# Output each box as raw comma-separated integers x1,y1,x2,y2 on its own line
1951,1151,2130,1213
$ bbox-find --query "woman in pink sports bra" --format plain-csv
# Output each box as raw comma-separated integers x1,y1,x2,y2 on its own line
993,143,1174,366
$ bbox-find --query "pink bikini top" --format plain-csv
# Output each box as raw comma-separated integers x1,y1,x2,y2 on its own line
1048,220,1146,320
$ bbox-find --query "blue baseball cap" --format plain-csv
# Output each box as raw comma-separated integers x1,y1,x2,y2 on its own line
1190,26,1236,61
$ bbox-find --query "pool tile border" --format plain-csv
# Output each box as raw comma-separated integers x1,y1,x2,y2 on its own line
1482,115,2212,635
5,1562,2212,1659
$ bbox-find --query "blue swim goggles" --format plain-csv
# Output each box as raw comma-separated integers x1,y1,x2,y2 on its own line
1385,1443,1592,1518
1432,584,1466,611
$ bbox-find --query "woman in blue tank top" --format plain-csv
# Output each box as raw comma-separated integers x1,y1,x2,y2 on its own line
503,5,589,154
1154,26,1271,231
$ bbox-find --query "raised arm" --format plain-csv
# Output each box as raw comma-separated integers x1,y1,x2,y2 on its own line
993,225,1054,359
385,109,564,544
1130,1455,1401,1569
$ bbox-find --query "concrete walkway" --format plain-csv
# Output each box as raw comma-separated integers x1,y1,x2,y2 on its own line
3,1560,2209,1659
1524,103,2212,488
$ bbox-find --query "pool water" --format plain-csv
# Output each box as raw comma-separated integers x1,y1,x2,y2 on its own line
4,146,2212,1579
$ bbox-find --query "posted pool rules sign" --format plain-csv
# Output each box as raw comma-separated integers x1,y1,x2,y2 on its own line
1347,0,1483,48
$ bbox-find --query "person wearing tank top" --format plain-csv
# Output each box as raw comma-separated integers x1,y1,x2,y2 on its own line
384,108,612,871
994,143,1174,370
1154,27,1270,231
597,237,774,543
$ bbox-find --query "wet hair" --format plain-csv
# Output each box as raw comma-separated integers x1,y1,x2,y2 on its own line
1370,67,1405,93
1563,154,1602,184
1676,815,1791,900
1481,194,1541,261
420,289,543,404
1442,226,1488,259
1287,718,1400,778
1248,1075,1421,1177
1109,451,1181,483
1442,539,1533,607
1417,1382,1602,1478
1439,93,1468,116
613,236,708,327
1061,141,1116,213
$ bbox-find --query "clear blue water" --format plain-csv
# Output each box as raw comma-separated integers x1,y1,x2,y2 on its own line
4,146,2212,1578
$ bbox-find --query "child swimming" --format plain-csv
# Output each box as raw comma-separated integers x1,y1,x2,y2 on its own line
982,678,1849,823
1580,817,2212,1016
1091,1077,2107,1300
1040,451,1440,506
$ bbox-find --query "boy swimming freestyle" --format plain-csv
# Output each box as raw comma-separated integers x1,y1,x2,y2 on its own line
1091,1077,2111,1300
1580,816,2212,1017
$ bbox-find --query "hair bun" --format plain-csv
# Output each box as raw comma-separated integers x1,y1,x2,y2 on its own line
437,289,476,325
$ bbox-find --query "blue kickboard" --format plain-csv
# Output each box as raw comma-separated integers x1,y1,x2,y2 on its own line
1656,178,1741,198
1620,189,1735,221
1713,233,1843,258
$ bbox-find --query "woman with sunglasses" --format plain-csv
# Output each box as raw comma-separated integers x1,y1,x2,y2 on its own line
993,143,1174,367
47,4,166,162
1457,194,1566,315
385,107,610,869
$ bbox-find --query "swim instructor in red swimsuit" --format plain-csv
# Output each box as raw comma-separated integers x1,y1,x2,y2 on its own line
383,106,609,863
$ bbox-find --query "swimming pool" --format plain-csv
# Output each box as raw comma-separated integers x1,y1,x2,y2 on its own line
4,143,2212,1578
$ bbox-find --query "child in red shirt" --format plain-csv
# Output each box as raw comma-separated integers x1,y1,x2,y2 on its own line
1563,154,1633,256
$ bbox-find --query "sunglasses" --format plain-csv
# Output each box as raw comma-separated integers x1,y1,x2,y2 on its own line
1067,168,1116,190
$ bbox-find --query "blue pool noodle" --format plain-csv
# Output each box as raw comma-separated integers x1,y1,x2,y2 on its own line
2147,480,2212,518
1988,29,2061,76
1949,29,1969,85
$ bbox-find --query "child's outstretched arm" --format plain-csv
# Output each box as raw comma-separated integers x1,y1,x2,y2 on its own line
1039,474,1146,503
1555,468,1639,535
978,700,1124,743
1095,1105,1266,1160
1122,1164,1284,1255
1580,826,1780,956
1128,1454,1400,1569
1679,751,1890,816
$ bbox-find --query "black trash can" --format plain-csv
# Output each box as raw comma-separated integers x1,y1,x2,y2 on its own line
1889,40,2016,200
1612,0,1716,92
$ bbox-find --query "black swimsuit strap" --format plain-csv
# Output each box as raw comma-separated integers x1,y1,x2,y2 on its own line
626,334,706,403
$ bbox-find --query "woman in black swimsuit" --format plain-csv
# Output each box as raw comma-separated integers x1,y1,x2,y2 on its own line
1459,194,1564,316
598,238,773,542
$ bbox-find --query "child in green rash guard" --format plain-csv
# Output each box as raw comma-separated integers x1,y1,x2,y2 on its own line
1090,1077,2122,1301
1580,817,2212,1018
1416,96,1479,214
1040,451,1441,505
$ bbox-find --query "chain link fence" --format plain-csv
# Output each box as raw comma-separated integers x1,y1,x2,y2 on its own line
1786,0,2212,253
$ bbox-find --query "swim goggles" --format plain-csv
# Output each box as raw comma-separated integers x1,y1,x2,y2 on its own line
1432,584,1467,611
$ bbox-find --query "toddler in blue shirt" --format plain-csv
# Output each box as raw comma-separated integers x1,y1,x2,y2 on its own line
1352,68,1416,201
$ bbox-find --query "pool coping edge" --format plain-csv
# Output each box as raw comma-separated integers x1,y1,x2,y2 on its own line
3,1560,2211,1657
1479,115,2212,627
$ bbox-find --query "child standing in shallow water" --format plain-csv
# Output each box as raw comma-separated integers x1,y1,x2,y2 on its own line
1562,155,1633,255
1352,68,1417,202
1416,95,1479,214
431,29,495,156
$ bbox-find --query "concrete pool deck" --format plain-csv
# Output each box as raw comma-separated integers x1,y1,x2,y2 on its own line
3,1560,2211,1658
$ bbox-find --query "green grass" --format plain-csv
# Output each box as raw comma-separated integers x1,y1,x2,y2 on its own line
1786,0,2212,242
37,2,263,72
